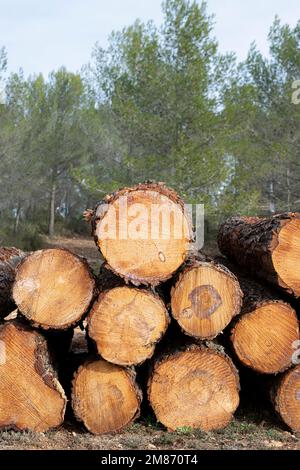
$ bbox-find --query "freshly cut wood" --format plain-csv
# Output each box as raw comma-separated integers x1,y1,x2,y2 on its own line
218,212,300,297
0,247,25,319
148,346,240,432
86,182,192,286
72,358,142,434
170,259,243,339
87,286,169,366
13,248,96,329
271,366,300,431
230,279,299,374
0,321,66,431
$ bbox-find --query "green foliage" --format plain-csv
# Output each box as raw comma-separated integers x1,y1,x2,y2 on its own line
1,5,300,244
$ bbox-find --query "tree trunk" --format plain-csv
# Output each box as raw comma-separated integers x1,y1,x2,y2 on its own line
170,257,243,339
13,248,96,329
270,365,300,431
147,345,240,432
0,321,66,431
0,247,26,319
217,257,299,374
87,285,169,366
218,212,300,297
13,201,21,236
86,182,192,286
48,180,56,237
71,358,142,434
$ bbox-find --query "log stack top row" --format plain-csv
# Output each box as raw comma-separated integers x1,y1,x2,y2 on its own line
0,181,300,434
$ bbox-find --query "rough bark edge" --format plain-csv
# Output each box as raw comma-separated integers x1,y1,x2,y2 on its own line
147,344,240,431
71,358,143,435
270,365,300,431
13,247,98,330
170,256,243,340
86,285,170,366
218,212,300,297
0,247,27,320
0,320,67,432
87,181,193,287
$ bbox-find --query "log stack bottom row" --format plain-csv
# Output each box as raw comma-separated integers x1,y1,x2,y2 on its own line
0,183,300,434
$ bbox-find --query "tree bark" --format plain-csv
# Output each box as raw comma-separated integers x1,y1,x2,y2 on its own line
270,365,300,431
48,179,56,237
0,247,26,319
218,212,300,297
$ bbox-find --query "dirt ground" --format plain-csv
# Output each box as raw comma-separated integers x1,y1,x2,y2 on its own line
0,416,299,450
1,236,297,450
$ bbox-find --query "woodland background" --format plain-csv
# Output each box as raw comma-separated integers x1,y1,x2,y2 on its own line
0,0,299,249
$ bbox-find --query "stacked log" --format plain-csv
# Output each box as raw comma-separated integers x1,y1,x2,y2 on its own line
0,184,299,435
218,213,300,297
0,321,66,431
72,359,142,434
147,345,240,431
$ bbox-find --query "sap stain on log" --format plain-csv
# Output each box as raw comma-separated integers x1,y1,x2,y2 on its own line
181,285,222,320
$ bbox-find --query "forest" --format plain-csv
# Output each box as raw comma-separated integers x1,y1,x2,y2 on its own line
0,0,299,248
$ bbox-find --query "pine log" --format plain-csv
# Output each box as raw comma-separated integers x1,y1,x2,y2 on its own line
88,286,169,366
170,258,243,339
12,248,96,329
0,320,66,431
0,247,26,319
215,256,300,374
271,365,300,431
218,212,300,297
231,280,299,375
147,345,240,431
86,182,192,286
71,358,142,434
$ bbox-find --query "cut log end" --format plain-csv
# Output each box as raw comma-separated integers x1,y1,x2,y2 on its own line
88,286,169,366
72,359,141,434
171,261,242,339
231,301,299,374
0,321,66,432
272,218,300,297
13,248,95,329
148,347,240,432
272,366,300,431
92,183,191,286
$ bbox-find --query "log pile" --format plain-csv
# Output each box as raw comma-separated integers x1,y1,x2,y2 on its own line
0,184,300,435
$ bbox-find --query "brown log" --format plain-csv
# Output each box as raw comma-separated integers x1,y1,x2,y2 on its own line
87,182,192,286
215,256,300,374
170,258,243,339
71,358,142,434
0,320,66,431
87,286,169,366
231,282,299,375
147,345,240,432
12,248,96,329
0,247,26,319
218,212,300,297
270,365,300,431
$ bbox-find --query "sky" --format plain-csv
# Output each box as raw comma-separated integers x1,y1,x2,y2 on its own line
0,0,299,77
